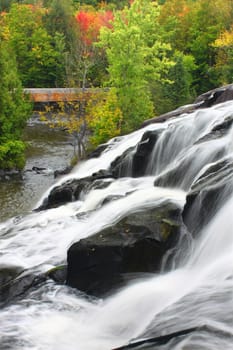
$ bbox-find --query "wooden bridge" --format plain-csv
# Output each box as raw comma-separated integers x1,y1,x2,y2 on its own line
24,88,107,106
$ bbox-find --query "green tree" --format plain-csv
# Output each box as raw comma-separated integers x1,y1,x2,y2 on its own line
0,0,15,11
6,3,64,87
43,0,80,86
213,27,233,85
0,32,31,170
182,0,233,93
98,0,173,133
152,51,196,114
87,89,123,147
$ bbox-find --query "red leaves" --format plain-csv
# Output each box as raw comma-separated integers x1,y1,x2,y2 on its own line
76,10,113,46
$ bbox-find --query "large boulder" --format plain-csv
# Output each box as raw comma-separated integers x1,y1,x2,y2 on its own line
66,202,183,296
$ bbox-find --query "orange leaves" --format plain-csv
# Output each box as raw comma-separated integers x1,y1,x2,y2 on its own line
76,9,113,46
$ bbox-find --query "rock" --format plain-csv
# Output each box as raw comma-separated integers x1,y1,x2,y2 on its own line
87,143,109,159
32,166,47,173
110,129,161,178
195,114,233,144
195,84,233,107
141,104,199,128
0,169,22,181
37,169,115,210
112,326,200,349
131,130,161,177
182,158,233,236
141,84,233,128
54,166,73,178
46,184,74,208
46,265,67,284
0,265,24,287
110,147,135,178
66,202,182,296
0,272,47,306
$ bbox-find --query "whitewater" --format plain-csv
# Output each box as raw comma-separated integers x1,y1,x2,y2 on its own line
1,101,233,349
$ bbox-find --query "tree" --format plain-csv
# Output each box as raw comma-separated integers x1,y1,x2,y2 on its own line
40,90,92,159
43,0,81,87
5,3,65,87
0,27,32,170
87,89,123,147
0,0,15,11
183,0,233,93
98,0,173,133
213,26,233,85
151,51,196,115
75,7,113,88
159,0,233,95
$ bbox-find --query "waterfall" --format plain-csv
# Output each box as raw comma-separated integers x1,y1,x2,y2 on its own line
1,100,233,349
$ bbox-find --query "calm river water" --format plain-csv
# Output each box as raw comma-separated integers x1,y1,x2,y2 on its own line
0,118,73,222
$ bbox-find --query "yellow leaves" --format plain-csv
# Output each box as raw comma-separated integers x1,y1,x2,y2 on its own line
1,26,10,41
214,28,233,48
213,24,233,50
39,96,87,136
86,89,123,147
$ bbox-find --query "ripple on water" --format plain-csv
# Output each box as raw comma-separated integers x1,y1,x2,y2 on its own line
0,123,73,222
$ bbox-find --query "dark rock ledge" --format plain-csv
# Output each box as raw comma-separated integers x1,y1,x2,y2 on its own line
66,202,183,296
142,84,233,127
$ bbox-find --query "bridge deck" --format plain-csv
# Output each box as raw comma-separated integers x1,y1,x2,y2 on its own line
24,88,105,103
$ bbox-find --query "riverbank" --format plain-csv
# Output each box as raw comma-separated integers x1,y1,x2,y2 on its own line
0,119,73,222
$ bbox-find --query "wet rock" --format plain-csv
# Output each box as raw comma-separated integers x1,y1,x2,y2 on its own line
32,166,47,173
66,202,182,296
183,158,233,236
195,84,233,107
195,114,233,144
131,130,161,177
113,326,200,349
0,272,47,306
0,265,24,287
110,147,135,177
37,169,115,210
0,169,22,181
141,104,199,128
87,143,108,159
142,84,233,128
110,129,161,178
46,185,73,208
54,166,72,178
46,265,67,284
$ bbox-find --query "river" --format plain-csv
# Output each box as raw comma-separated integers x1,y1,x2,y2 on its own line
0,118,73,222
1,102,233,349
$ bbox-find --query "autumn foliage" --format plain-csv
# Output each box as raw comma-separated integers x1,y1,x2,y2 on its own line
76,9,113,46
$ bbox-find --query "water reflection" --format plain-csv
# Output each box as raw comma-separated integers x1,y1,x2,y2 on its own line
0,121,73,222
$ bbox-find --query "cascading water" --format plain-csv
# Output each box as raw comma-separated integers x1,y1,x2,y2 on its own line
1,101,233,349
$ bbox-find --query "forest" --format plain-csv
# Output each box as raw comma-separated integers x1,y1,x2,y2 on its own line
1,0,233,169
